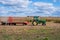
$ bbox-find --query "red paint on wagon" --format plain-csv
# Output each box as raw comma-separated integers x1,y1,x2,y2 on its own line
8,17,13,23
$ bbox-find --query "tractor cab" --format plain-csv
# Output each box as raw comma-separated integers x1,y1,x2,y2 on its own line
33,16,39,21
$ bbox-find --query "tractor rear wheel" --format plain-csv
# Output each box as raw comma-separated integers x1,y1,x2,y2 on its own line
32,21,38,26
42,23,46,26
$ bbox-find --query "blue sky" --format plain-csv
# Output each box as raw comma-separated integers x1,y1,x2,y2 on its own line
0,0,60,17
31,0,60,7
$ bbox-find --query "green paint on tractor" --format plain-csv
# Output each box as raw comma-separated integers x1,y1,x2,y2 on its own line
32,16,46,26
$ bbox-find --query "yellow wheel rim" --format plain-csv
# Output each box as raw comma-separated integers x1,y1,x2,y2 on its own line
33,22,37,25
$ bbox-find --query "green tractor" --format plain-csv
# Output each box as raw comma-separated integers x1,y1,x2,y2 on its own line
32,16,46,26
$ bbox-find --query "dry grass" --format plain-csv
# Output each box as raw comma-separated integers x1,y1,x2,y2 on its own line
0,22,60,40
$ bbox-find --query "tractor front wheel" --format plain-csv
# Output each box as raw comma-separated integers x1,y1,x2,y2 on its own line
32,21,38,26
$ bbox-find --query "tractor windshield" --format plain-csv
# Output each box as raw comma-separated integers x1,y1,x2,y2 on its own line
33,16,39,21
34,16,38,18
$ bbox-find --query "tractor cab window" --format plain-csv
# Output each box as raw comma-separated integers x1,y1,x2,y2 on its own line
33,16,39,21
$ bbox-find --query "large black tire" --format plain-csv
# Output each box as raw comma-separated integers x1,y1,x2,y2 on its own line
32,21,38,26
42,23,46,26
1,22,6,25
12,23,16,25
7,23,10,25
7,23,16,25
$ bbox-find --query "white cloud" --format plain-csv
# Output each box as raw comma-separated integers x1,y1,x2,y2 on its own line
0,0,59,17
33,2,53,7
0,0,31,8
0,0,32,16
32,2,57,15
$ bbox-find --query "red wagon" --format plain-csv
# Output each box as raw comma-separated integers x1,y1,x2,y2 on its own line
1,17,29,25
